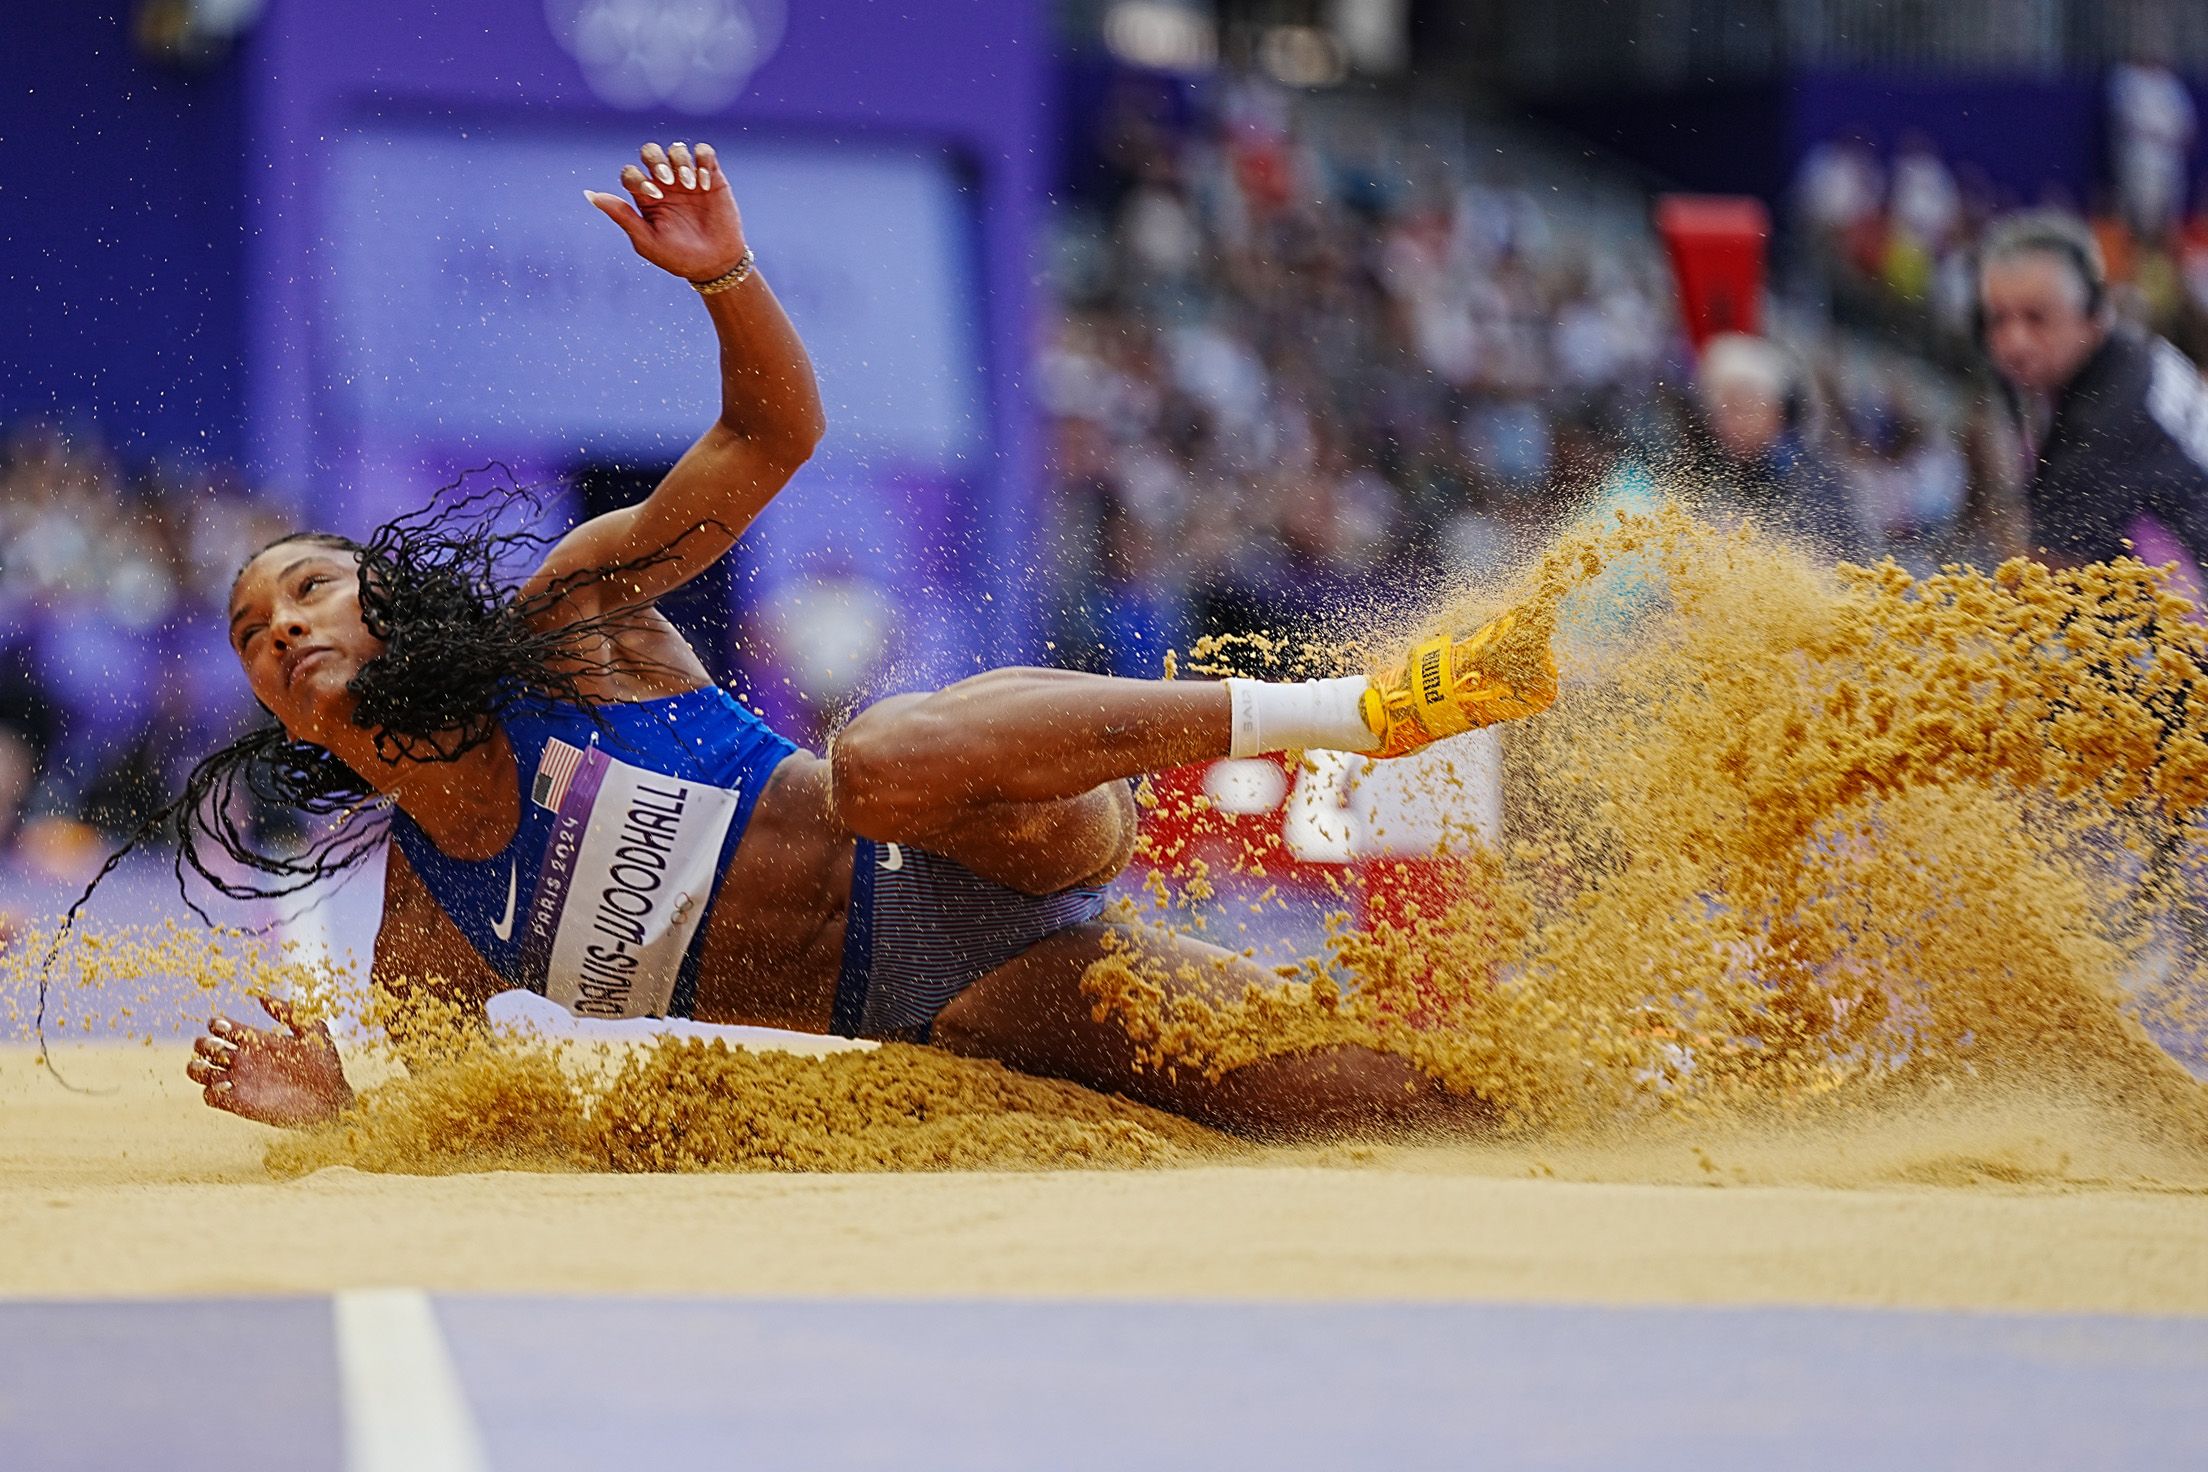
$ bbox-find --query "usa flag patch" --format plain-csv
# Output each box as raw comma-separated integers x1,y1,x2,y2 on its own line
532,738,585,811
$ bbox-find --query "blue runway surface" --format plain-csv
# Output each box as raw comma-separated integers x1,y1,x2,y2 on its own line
3,1296,2203,1471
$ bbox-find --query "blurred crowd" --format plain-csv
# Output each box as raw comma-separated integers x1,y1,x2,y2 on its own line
9,72,2207,853
1041,79,2012,678
0,420,269,870
1794,63,2208,365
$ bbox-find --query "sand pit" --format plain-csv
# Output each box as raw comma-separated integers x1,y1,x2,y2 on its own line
10,510,2208,1321
4,1042,2203,1312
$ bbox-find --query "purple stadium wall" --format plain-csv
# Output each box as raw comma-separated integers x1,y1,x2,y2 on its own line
244,0,1051,673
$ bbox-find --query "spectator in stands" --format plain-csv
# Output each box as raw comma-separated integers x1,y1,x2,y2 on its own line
2110,51,2197,244
1976,210,2208,571
1796,118,2208,356
1792,128,1886,291
1848,394,1969,566
1885,132,1963,302
1048,76,1690,660
0,420,267,861
1690,333,1865,557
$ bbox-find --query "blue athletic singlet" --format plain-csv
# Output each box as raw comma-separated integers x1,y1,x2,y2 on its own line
389,686,798,1020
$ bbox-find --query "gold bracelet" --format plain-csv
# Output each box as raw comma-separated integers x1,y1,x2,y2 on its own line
693,250,756,296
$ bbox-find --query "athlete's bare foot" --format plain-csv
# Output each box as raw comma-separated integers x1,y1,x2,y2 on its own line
186,996,354,1129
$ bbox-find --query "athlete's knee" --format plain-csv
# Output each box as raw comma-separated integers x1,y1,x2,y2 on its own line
830,692,960,836
1073,780,1140,888
831,668,1090,834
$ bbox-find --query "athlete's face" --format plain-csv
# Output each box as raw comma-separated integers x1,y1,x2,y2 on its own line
1979,253,2107,397
228,543,384,744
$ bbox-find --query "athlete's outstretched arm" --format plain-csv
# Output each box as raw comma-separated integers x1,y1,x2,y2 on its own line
526,138,827,625
360,846,509,1072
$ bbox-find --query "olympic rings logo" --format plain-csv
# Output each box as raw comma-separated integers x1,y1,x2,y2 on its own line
545,0,788,113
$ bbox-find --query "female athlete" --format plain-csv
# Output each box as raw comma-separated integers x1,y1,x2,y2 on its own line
184,141,1555,1140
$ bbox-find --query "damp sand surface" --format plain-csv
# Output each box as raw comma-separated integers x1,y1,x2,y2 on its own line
13,509,2208,1312
5,1042,2203,1313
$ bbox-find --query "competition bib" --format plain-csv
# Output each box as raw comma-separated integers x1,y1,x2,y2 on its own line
517,738,739,1019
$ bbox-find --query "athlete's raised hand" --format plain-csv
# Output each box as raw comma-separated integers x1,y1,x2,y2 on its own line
186,995,354,1129
585,140,747,284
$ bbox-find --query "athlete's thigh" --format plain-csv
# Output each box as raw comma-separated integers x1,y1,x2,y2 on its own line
834,681,1132,890
932,921,1492,1139
919,779,1136,893
929,920,1246,1095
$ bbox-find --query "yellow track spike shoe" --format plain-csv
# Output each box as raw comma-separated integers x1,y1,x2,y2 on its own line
1359,607,1559,758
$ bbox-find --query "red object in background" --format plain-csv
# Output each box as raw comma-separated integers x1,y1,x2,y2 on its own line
1656,194,1770,354
1356,857,1460,933
1135,759,1468,933
1135,758,1495,1013
1136,759,1303,881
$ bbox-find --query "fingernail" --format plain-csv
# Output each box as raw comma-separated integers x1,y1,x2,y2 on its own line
643,180,663,200
215,1081,232,1094
210,1020,230,1035
698,169,713,191
656,164,675,184
679,166,696,189
583,189,597,204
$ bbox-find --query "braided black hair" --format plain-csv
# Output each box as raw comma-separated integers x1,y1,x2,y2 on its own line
34,467,706,1084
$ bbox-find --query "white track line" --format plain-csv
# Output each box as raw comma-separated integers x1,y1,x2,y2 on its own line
333,1288,491,1472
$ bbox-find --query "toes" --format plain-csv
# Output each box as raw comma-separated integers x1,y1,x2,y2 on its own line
641,140,673,185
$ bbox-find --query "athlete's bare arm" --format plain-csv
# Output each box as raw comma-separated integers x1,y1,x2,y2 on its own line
364,845,509,1065
525,139,826,628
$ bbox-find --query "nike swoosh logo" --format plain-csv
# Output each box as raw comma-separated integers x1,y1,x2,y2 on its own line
488,862,519,941
879,842,904,873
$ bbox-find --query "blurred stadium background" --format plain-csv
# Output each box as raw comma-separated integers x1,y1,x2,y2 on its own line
1,0,2206,931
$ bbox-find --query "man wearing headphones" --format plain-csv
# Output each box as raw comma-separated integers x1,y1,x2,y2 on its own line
1977,209,2208,570
1982,212,2208,950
